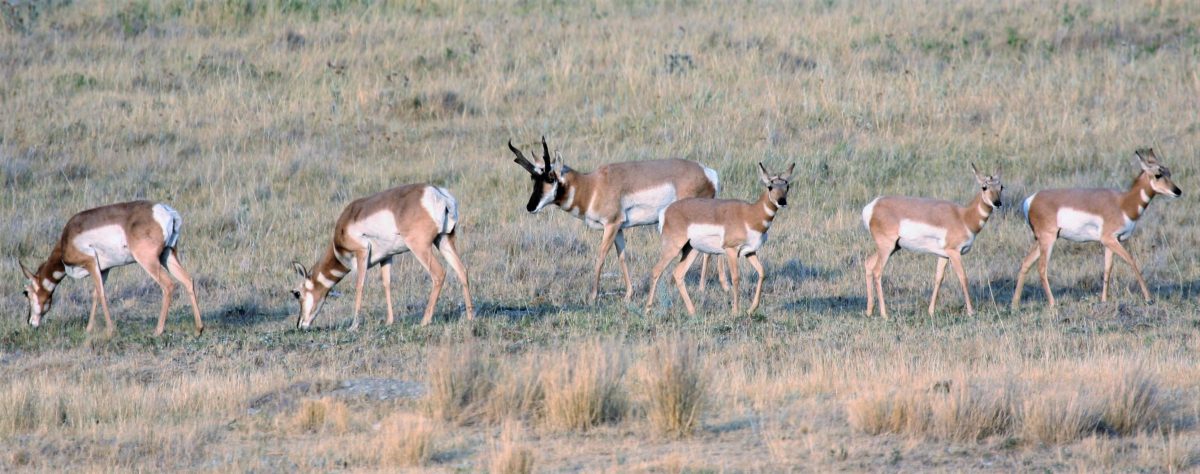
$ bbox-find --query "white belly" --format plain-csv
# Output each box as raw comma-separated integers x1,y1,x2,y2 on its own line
958,231,976,255
897,219,948,257
622,183,677,228
72,225,136,271
687,223,725,254
740,227,767,256
1057,208,1103,242
1114,215,1136,241
347,210,408,264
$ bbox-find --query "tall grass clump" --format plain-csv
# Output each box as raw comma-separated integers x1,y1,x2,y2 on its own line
484,353,544,424
284,397,350,434
425,345,495,424
488,420,535,474
1099,366,1164,436
378,412,440,468
542,340,628,432
846,377,1013,442
635,337,710,438
1019,389,1100,444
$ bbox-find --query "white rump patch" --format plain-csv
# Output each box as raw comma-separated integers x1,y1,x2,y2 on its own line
152,203,182,248
687,223,726,254
347,210,407,264
422,186,458,234
861,197,881,231
622,183,677,228
897,219,949,257
1021,194,1037,227
72,225,134,271
1056,208,1104,242
702,166,720,196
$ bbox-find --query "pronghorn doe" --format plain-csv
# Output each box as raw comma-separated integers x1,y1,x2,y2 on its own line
1012,149,1182,308
862,165,1003,318
291,184,474,329
508,136,725,302
645,163,793,315
20,201,203,336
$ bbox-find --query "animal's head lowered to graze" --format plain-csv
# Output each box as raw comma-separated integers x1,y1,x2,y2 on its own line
20,261,53,328
291,261,329,329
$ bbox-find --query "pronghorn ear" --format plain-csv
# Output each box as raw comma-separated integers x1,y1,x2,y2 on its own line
292,261,309,279
1135,148,1158,170
757,162,772,186
553,151,566,176
508,140,538,175
782,163,795,181
971,163,986,184
19,260,35,281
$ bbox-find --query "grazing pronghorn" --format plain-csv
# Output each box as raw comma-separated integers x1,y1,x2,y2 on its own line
645,163,794,315
508,136,725,302
862,165,1003,318
291,184,474,329
1011,149,1182,308
19,201,203,336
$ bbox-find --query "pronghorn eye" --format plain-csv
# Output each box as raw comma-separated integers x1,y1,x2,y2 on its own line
22,289,28,297
291,290,301,299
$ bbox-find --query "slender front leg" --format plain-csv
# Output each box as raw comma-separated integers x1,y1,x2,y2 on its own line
724,248,741,313
946,250,973,315
927,257,948,316
1101,246,1114,302
671,249,702,315
86,258,115,336
380,257,394,325
1101,237,1152,302
590,223,621,303
699,255,709,292
614,229,634,302
746,253,765,314
410,240,446,326
350,250,369,330
1011,242,1040,309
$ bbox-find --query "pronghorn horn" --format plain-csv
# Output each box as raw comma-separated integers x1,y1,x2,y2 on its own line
541,136,552,173
19,259,35,280
508,140,538,175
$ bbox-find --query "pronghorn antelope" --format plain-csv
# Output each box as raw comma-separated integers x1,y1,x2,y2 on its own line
19,201,203,336
645,163,794,315
508,137,725,302
291,184,474,329
862,165,1003,318
1011,149,1182,308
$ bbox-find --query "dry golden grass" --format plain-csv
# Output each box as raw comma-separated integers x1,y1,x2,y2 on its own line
635,336,710,438
3,0,1200,470
488,420,535,474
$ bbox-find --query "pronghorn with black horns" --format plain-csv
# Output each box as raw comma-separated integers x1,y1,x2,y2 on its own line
20,201,204,336
1012,149,1182,308
291,184,474,329
862,164,1004,318
508,136,725,302
645,163,794,315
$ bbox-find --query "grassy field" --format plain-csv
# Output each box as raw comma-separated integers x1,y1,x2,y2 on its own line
3,0,1200,471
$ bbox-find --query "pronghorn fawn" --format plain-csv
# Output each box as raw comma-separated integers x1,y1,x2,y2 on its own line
291,184,474,329
645,163,794,315
20,201,203,336
862,165,1003,318
508,136,726,302
1012,149,1182,308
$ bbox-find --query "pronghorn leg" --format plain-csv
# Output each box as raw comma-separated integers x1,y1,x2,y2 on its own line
163,249,203,335
614,229,634,302
350,250,369,331
746,253,765,314
872,240,896,319
410,240,446,326
724,248,741,313
1011,242,1041,309
928,257,948,316
86,258,115,336
671,248,702,315
699,255,709,292
863,253,878,316
946,250,973,315
590,223,620,303
1101,246,1114,302
380,257,394,325
1101,237,1152,302
133,245,177,336
717,257,730,291
1035,235,1057,307
436,233,474,320
86,270,109,333
646,239,687,311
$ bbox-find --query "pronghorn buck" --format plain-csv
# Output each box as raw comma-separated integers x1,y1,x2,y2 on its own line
508,136,725,302
645,163,794,315
1011,149,1182,308
291,184,474,329
862,165,1003,318
20,201,203,336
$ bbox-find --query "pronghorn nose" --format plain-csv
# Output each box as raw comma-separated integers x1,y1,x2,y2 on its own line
1174,187,1182,197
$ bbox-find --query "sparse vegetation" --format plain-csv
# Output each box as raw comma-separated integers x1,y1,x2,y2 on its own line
3,0,1200,470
